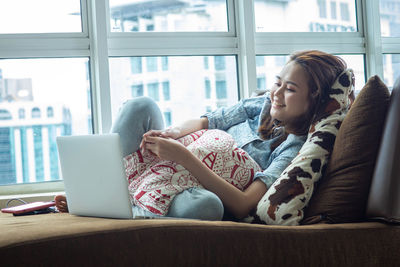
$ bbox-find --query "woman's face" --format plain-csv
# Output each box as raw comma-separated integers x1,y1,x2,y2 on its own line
270,61,311,124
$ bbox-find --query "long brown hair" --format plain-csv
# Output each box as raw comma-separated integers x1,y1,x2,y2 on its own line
258,50,347,147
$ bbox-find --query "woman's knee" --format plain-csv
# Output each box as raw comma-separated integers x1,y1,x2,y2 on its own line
120,96,161,118
111,96,164,156
112,96,164,134
167,188,224,221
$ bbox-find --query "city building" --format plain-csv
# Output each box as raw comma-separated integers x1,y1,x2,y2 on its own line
0,102,71,184
0,69,72,184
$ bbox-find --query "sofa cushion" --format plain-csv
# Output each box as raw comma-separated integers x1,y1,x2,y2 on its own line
366,76,400,223
302,75,390,224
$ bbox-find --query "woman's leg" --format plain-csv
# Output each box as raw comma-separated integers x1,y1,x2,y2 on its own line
110,96,164,157
131,188,224,221
166,188,224,221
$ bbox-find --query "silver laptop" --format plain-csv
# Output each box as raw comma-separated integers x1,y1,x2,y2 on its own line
56,134,133,219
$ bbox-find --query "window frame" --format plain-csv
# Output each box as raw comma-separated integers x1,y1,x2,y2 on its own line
0,0,399,196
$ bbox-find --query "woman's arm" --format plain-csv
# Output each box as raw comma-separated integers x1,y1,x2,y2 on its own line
144,136,267,219
171,117,209,138
178,149,268,219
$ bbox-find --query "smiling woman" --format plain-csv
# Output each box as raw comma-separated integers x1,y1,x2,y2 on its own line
55,50,352,221
269,62,311,132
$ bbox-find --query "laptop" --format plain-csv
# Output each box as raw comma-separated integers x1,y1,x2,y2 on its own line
56,134,133,219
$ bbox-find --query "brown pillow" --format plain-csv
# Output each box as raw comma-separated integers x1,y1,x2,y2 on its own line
301,75,391,224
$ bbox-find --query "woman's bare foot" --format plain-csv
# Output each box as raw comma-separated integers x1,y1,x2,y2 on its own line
54,195,69,213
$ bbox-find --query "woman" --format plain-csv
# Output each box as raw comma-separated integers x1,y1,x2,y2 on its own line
55,50,349,221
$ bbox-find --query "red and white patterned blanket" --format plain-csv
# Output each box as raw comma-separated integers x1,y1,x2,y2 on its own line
123,129,261,215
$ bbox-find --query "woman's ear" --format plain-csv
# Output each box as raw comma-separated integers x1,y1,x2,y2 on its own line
311,88,319,98
310,89,320,102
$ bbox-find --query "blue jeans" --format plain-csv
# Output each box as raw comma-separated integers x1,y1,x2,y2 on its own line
111,97,224,221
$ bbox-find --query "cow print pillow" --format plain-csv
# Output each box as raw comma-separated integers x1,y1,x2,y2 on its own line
245,69,355,225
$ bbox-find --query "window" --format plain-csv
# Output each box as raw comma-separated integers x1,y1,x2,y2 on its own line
257,76,266,91
109,0,228,32
130,57,142,74
146,57,158,72
256,56,265,67
131,84,144,97
205,79,211,99
204,57,209,70
161,57,169,71
0,58,90,186
214,56,226,71
47,107,54,118
255,0,357,32
163,111,172,127
331,1,337,20
216,80,227,99
0,0,82,33
162,81,170,101
0,109,12,120
383,54,400,88
109,56,238,126
147,82,159,101
380,0,400,87
1,0,398,197
318,0,327,18
18,109,25,119
31,107,41,118
380,0,400,37
0,128,14,184
340,3,350,21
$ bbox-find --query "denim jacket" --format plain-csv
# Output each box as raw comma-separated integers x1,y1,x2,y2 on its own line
202,95,306,188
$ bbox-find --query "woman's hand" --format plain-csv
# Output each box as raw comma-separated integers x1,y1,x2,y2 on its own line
143,135,187,163
140,127,182,154
159,127,182,139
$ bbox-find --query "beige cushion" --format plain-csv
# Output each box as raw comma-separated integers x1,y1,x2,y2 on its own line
302,75,390,224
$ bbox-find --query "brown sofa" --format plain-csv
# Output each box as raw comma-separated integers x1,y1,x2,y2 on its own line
1,76,399,267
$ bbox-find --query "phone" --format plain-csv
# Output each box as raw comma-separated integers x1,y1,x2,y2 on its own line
1,201,56,215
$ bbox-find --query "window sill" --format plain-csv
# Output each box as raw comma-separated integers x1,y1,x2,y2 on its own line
0,191,65,209
0,181,65,209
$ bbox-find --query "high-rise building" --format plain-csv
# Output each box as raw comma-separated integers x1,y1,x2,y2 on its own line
0,103,71,184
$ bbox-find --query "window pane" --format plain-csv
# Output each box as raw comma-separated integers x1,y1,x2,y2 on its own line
380,0,400,37
255,54,365,93
0,0,82,34
109,0,228,32
131,84,144,97
162,81,170,101
0,58,91,185
147,82,160,101
339,54,365,93
254,0,357,32
383,54,400,88
109,56,238,126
